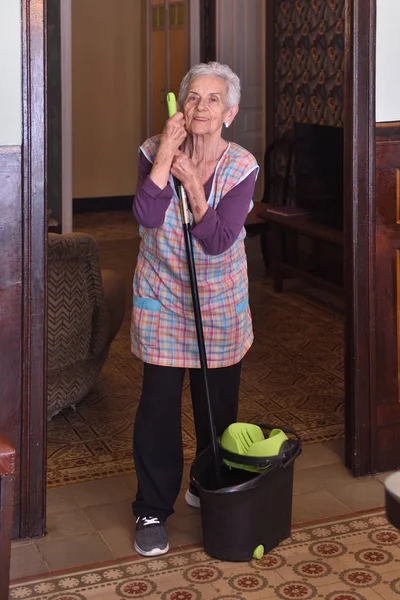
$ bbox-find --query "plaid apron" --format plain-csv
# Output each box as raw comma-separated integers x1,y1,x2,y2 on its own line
131,135,259,368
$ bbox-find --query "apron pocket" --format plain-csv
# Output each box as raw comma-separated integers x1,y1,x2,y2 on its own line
235,297,249,316
234,297,251,348
132,295,162,348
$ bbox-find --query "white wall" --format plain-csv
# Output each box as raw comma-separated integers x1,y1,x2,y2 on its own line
71,0,144,199
0,0,22,145
376,0,400,123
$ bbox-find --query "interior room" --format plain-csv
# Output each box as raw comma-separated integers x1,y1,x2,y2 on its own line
46,0,345,489
3,0,400,598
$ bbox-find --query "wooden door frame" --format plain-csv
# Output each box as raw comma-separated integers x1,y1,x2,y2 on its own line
200,0,216,62
2,0,48,539
10,0,378,538
21,0,47,538
344,0,376,476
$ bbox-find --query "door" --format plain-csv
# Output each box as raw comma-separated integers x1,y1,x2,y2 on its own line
215,0,265,200
371,1,400,473
343,0,400,476
147,0,191,137
373,127,400,471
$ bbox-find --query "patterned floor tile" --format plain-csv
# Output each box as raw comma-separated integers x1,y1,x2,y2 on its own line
10,510,400,600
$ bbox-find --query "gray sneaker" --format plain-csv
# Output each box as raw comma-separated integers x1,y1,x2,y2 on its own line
134,516,169,557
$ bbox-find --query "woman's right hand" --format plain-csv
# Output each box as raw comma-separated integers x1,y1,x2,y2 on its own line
160,112,187,154
150,113,187,190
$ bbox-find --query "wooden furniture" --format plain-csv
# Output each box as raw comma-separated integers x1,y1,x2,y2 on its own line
0,436,16,600
244,137,293,267
262,208,344,293
245,202,270,266
245,201,271,230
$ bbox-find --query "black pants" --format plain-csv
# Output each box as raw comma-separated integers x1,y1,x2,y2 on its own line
132,361,241,520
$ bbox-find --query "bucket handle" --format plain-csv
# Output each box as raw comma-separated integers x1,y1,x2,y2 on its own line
219,445,288,470
258,424,302,469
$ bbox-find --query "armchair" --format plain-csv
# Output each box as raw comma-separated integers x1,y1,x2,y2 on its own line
47,232,126,419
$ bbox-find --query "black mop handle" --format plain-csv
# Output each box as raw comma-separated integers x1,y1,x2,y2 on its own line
176,186,220,474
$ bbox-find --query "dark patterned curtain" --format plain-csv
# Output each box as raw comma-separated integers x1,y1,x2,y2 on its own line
274,0,345,140
271,0,345,202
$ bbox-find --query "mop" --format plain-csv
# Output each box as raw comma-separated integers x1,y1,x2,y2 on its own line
166,93,303,561
167,93,221,487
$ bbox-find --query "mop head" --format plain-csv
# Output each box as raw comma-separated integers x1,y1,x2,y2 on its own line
220,423,289,472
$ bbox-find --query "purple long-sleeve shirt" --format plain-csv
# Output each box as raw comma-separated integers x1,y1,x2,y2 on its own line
133,151,257,255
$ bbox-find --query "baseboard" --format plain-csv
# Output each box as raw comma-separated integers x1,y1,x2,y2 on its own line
73,196,133,213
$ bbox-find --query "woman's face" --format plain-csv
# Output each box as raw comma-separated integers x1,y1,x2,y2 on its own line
182,75,237,137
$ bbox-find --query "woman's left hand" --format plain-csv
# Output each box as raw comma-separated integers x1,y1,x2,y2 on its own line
170,151,197,188
171,151,209,223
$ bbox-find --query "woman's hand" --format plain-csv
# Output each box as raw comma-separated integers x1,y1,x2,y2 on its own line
160,112,187,154
150,113,187,190
170,151,196,187
171,152,209,224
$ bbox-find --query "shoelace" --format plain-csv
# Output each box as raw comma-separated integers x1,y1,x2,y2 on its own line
137,516,160,526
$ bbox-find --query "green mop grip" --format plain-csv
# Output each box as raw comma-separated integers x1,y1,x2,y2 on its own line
166,92,190,224
167,92,177,118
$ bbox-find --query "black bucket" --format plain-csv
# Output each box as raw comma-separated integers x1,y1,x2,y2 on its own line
385,472,400,530
190,424,302,562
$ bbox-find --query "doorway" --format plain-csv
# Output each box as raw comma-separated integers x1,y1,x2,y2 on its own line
49,0,374,515
57,0,198,231
7,0,384,538
146,0,191,137
51,0,346,495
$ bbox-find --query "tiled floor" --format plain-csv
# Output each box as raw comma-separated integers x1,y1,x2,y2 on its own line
11,211,393,588
11,438,392,580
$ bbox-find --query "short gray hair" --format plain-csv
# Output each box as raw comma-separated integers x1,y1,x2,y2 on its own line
178,61,241,109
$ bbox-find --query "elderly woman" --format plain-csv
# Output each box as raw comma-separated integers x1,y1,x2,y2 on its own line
131,61,259,557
